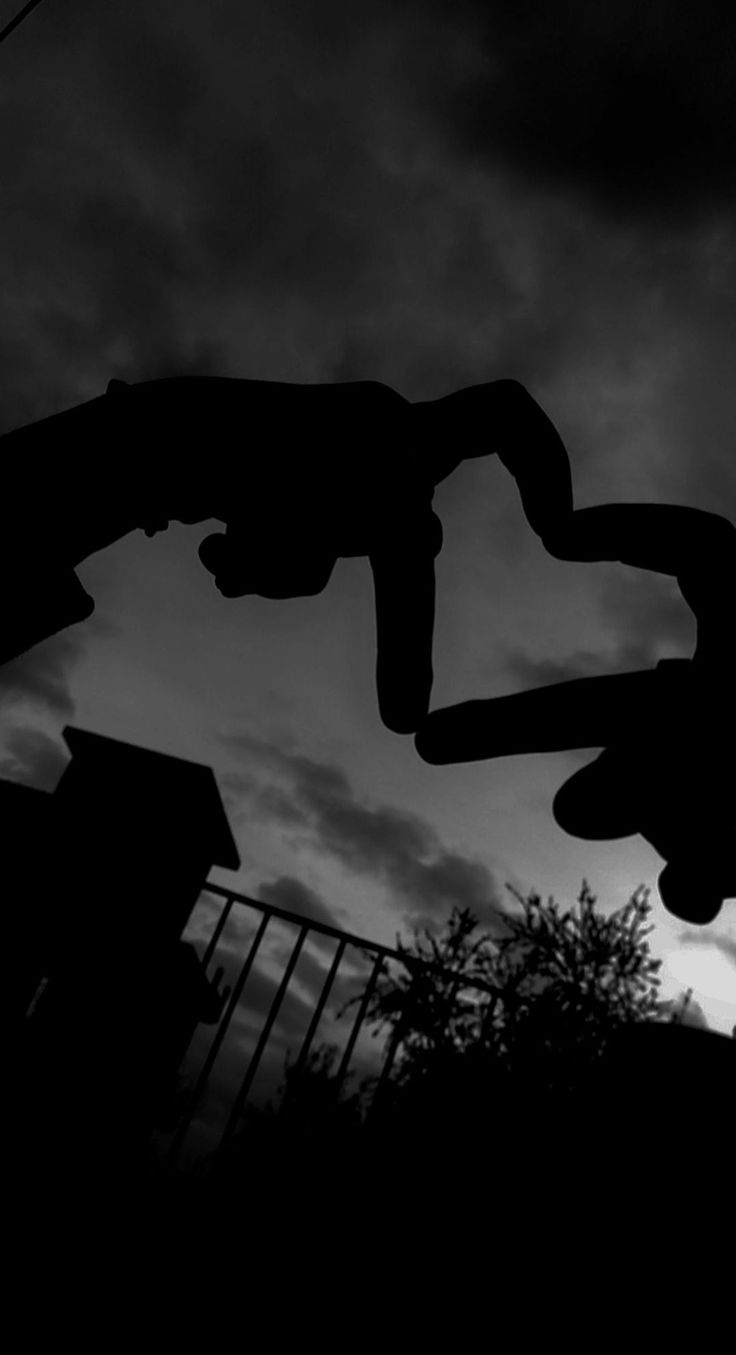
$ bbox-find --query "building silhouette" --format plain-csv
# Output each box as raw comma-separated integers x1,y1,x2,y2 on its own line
8,726,239,1190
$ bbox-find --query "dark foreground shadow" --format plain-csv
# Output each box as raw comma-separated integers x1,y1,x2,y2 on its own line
171,1020,735,1249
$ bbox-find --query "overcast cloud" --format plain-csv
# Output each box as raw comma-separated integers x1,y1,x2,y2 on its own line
506,564,698,688
258,874,344,938
0,630,82,718
222,733,507,931
408,1,736,222
2,3,733,432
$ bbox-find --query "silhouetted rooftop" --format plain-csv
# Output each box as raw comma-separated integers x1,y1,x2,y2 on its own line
0,778,50,810
58,726,240,871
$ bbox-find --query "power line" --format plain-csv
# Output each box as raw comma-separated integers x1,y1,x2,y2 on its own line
0,0,47,46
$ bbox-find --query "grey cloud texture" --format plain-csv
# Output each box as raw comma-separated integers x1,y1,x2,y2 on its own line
223,734,506,930
505,565,697,689
0,726,69,791
0,631,79,790
678,929,736,970
0,631,83,718
257,874,345,951
1,0,734,591
403,0,736,224
0,618,118,789
3,0,733,421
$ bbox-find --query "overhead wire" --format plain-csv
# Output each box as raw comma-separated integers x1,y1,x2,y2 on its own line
0,0,48,47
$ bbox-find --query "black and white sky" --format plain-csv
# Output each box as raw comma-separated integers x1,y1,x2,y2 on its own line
1,0,735,1034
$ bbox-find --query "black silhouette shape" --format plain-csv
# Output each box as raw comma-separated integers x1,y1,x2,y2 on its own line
0,0,46,47
416,501,736,926
0,375,571,733
14,726,239,1201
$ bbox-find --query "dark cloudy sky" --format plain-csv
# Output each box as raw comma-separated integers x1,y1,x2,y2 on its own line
1,0,735,1046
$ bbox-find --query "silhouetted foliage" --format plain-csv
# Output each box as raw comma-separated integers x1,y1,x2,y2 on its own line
221,881,698,1146
190,882,732,1243
340,882,692,1122
272,1041,367,1134
207,1046,361,1169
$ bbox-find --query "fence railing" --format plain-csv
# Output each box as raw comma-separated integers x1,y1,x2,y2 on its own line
161,882,496,1171
162,883,405,1168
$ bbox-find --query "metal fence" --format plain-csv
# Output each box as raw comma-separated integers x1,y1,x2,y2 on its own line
160,882,495,1172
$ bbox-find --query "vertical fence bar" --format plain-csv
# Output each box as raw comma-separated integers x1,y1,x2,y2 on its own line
166,909,270,1167
217,923,310,1155
287,936,347,1090
200,892,235,971
332,950,384,1099
24,975,49,1020
160,881,502,1175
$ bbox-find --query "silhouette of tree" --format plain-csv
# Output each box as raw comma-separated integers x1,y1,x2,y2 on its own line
341,883,689,1126
192,886,731,1242
272,1042,368,1135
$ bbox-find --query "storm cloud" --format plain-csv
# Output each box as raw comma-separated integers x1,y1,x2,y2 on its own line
0,631,83,718
223,734,506,930
407,0,736,224
0,725,69,791
258,874,343,934
0,615,120,789
2,1,735,475
678,929,736,970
